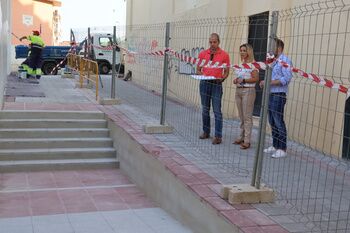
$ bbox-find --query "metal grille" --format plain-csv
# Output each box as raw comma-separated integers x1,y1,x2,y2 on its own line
78,1,350,231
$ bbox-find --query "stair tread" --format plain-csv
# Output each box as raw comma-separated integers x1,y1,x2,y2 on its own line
0,138,113,142
0,119,106,122
0,110,103,113
0,147,116,153
0,158,118,165
0,128,109,131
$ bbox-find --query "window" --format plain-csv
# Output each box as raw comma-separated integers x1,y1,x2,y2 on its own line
99,37,112,47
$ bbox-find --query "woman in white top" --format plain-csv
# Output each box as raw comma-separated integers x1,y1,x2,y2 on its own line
233,43,259,149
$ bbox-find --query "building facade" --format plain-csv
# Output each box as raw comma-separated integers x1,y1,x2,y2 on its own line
10,0,61,71
12,0,61,46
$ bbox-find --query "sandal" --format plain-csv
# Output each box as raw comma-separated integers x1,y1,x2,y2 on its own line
240,143,250,149
233,139,244,145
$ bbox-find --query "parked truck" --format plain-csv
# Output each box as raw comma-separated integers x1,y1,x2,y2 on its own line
15,33,124,75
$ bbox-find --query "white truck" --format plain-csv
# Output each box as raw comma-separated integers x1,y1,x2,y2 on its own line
15,33,124,75
81,33,124,75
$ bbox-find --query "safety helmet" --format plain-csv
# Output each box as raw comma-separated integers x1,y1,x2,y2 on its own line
32,30,40,36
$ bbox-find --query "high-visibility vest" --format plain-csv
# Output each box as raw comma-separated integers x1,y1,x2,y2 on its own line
28,35,45,47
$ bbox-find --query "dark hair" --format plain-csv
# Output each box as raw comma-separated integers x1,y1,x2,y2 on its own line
274,38,284,50
210,33,220,43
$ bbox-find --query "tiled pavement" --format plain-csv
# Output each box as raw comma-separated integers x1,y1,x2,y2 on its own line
0,169,192,233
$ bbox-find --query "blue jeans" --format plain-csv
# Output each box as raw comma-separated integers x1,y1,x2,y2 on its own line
200,80,223,138
268,93,287,150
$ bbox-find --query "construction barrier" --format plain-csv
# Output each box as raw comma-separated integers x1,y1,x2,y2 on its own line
67,53,99,100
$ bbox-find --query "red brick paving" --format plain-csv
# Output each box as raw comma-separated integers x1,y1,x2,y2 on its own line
241,225,290,233
0,169,155,218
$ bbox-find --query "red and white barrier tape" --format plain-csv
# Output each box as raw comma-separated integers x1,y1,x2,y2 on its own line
49,44,77,75
170,49,350,95
278,61,349,94
87,44,349,95
168,48,275,70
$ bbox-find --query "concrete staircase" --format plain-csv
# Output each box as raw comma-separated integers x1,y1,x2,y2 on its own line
0,110,118,171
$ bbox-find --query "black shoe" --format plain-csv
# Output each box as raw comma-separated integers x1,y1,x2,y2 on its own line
199,133,210,139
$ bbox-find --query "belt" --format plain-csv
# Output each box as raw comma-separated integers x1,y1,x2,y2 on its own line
237,86,255,88
204,79,224,84
271,92,286,95
31,44,43,49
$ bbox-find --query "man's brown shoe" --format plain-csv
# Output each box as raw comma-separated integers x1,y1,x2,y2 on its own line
212,137,222,145
199,132,210,139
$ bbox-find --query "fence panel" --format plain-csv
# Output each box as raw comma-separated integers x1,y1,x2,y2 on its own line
115,23,166,119
75,1,350,231
260,1,350,232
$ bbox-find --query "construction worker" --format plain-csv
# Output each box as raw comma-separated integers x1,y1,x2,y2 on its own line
19,30,45,79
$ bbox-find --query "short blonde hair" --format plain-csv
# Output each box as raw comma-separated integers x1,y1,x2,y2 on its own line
240,43,255,63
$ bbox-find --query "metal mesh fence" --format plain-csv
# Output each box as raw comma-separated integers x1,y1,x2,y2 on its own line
118,23,165,118
167,17,258,177
75,0,350,232
260,1,350,232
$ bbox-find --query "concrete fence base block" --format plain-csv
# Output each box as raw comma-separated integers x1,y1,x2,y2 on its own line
226,184,275,204
220,185,237,200
99,98,122,105
143,124,174,134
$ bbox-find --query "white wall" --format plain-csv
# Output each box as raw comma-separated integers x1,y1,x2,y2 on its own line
0,0,11,108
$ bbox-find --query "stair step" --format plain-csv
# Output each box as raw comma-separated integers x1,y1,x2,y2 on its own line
0,158,119,172
0,119,107,129
0,110,118,171
0,138,113,149
0,110,105,119
0,147,116,160
0,128,110,138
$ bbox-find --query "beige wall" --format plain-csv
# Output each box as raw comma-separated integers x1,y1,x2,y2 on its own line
127,0,230,24
0,0,12,108
126,0,350,158
126,0,317,23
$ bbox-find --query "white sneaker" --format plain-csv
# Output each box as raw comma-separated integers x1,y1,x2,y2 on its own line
263,146,276,153
271,149,287,158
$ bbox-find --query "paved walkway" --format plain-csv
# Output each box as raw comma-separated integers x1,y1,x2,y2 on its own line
1,76,193,233
0,169,191,233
